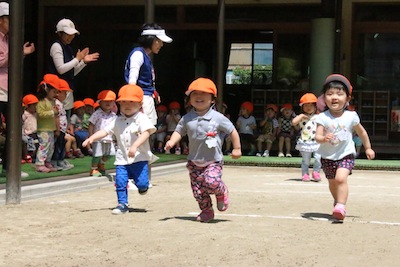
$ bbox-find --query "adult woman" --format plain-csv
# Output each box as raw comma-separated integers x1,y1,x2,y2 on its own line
124,23,172,125
49,18,99,119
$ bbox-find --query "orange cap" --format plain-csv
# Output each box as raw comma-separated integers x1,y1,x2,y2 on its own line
186,77,217,97
22,94,39,106
347,105,356,111
41,74,61,89
156,105,168,112
73,100,85,110
116,84,144,102
241,101,254,113
58,79,73,92
97,90,116,101
299,93,317,106
169,101,181,110
93,102,100,109
265,104,278,113
280,103,293,112
83,98,95,106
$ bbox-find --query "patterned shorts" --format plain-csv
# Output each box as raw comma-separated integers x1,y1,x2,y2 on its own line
321,154,355,179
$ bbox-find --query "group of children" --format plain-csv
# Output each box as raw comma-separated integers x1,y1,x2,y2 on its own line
17,74,375,223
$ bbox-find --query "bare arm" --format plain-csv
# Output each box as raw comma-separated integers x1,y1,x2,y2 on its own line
82,130,108,147
164,131,182,151
229,128,242,159
128,130,151,158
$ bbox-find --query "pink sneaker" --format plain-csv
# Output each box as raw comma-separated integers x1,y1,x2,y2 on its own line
302,173,310,182
332,204,346,220
312,171,321,182
196,208,214,223
216,189,229,211
36,165,51,173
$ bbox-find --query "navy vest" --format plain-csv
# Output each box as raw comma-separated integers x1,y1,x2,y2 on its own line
124,47,154,95
48,40,75,89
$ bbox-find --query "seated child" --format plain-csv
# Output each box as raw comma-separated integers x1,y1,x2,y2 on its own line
256,104,279,157
68,100,87,158
236,101,257,155
152,104,168,153
165,101,182,154
277,103,296,157
22,94,39,163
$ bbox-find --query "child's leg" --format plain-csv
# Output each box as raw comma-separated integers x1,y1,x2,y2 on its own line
331,167,350,205
278,136,284,153
284,137,291,155
300,151,312,176
115,165,129,205
128,161,149,194
65,134,72,154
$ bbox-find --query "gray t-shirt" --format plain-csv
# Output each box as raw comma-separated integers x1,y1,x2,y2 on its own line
175,108,234,166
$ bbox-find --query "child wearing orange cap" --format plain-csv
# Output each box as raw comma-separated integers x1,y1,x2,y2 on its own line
315,74,375,221
68,101,86,158
165,101,182,154
87,90,117,177
277,103,296,157
165,77,242,223
292,93,321,182
152,105,168,153
83,84,157,215
236,101,257,155
255,104,279,157
22,94,39,164
35,74,61,173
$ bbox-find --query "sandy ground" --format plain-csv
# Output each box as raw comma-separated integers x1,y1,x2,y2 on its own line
0,165,399,267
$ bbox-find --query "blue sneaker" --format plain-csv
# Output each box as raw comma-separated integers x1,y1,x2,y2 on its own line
112,204,129,215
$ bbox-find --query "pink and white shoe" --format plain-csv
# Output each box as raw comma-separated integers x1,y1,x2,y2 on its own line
302,174,310,182
312,171,321,182
216,189,229,211
196,208,214,223
332,204,346,220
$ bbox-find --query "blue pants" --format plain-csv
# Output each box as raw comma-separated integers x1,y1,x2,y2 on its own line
115,161,149,205
300,151,321,175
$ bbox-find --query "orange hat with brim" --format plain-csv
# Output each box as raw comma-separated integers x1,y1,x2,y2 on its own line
97,90,116,101
299,93,317,106
241,101,254,113
169,101,181,110
41,74,61,89
265,104,278,113
116,84,144,102
324,74,353,95
58,79,73,92
156,105,168,112
22,94,39,106
186,77,217,97
280,103,293,112
93,102,100,109
73,100,85,110
83,98,95,106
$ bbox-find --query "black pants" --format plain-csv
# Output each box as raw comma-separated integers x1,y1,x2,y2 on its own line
0,101,8,170
52,131,66,161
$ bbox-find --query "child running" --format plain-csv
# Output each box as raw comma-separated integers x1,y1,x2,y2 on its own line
82,84,157,215
292,93,321,182
315,74,375,221
87,90,117,177
35,74,60,173
165,77,242,223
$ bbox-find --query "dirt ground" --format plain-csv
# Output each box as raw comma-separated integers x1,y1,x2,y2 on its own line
0,165,399,267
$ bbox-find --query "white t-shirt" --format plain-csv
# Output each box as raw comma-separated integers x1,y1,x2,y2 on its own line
316,110,359,160
104,111,156,165
236,115,256,135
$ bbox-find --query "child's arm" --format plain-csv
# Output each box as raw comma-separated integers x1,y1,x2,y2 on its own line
164,131,182,151
82,130,108,147
128,129,152,158
315,124,334,144
354,123,375,160
55,116,61,138
292,114,307,126
229,128,242,159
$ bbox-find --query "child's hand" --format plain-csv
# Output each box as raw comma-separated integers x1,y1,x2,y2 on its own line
231,148,242,159
164,140,174,151
53,106,59,115
299,113,310,120
128,146,137,158
365,148,375,160
82,138,91,147
323,133,335,143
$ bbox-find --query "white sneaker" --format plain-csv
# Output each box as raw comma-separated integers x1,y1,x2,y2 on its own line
127,179,138,191
256,152,262,157
21,171,29,178
262,150,269,157
278,152,284,157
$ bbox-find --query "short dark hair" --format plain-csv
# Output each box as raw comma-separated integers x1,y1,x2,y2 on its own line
138,23,163,49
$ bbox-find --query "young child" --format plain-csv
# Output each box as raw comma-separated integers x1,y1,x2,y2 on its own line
22,94,39,163
315,74,375,221
165,101,182,154
277,103,295,157
165,77,242,223
152,104,168,153
51,78,74,170
68,101,87,158
83,98,95,116
87,90,117,177
292,93,321,182
236,101,257,155
256,104,278,157
82,84,157,215
35,74,60,173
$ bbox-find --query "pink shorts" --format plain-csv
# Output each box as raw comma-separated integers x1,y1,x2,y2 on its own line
321,154,355,179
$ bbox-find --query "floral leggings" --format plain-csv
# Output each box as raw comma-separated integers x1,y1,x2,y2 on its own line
186,161,227,210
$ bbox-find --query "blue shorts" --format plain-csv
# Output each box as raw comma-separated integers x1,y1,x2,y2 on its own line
321,154,355,179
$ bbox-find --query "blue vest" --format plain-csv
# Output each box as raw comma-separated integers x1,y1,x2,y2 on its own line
124,47,154,95
48,40,75,89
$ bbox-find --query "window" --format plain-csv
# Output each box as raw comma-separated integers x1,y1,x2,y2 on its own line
226,43,273,85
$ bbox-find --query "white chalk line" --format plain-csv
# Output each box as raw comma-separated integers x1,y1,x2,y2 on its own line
188,212,400,226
